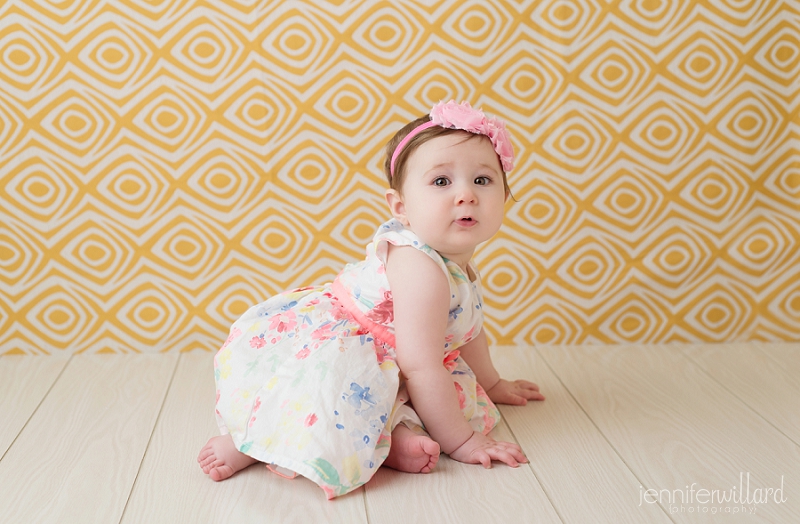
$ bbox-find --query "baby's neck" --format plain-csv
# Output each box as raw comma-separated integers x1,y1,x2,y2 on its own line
441,256,475,281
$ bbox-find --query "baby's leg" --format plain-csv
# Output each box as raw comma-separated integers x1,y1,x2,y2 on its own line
197,434,258,481
383,424,440,474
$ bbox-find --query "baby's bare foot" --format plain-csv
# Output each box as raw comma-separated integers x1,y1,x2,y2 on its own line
383,424,440,473
197,434,258,481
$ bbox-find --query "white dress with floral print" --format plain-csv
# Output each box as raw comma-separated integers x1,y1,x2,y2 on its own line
213,219,500,499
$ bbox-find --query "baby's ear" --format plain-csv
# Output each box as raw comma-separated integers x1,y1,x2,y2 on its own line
385,189,409,226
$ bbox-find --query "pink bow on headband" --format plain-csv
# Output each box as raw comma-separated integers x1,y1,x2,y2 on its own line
390,100,515,176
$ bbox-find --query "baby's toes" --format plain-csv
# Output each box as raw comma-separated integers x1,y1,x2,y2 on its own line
421,437,440,458
424,450,440,472
198,453,214,469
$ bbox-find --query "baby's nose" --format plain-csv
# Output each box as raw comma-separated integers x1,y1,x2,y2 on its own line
456,186,477,204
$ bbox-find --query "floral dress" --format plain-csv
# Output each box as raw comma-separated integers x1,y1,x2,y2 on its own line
213,219,500,499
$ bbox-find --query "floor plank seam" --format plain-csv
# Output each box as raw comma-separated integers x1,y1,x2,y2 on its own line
497,407,566,523
361,483,371,524
0,355,73,464
118,353,183,524
681,350,800,449
533,346,677,523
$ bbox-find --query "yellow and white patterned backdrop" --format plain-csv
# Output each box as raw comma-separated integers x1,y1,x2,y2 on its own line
1,0,799,355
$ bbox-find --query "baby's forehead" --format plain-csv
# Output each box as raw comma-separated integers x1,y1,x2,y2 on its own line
412,133,498,164
416,131,492,155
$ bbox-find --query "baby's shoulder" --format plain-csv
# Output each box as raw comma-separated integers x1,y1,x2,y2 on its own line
384,243,452,310
372,219,442,265
385,242,445,274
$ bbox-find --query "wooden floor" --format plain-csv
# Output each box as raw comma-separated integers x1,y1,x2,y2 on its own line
0,343,798,523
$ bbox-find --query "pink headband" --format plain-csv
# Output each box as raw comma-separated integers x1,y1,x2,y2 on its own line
390,100,515,177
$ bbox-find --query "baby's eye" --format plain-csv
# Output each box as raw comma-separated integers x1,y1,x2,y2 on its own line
433,177,450,187
474,176,491,185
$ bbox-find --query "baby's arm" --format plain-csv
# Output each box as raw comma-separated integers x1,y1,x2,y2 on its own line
458,331,545,405
386,245,526,468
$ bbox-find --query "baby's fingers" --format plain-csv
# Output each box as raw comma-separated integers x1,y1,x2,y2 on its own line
501,442,528,463
471,449,493,469
486,446,526,468
508,445,529,464
516,381,545,400
492,441,528,465
517,380,540,391
507,393,528,406
520,388,546,401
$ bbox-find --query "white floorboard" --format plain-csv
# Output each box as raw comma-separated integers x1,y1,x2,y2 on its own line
1,343,798,523
492,346,672,523
0,354,177,523
0,355,69,458
538,344,800,524
683,342,800,444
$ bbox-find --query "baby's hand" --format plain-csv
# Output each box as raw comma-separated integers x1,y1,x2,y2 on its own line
448,431,528,468
486,379,545,405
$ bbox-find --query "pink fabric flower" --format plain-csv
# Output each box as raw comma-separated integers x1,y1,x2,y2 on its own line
312,323,335,341
443,349,460,372
269,310,297,333
365,290,394,324
374,342,393,364
454,381,467,410
463,326,476,342
429,100,515,172
431,101,486,133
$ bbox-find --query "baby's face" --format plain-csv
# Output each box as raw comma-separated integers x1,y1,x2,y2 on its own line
391,132,507,266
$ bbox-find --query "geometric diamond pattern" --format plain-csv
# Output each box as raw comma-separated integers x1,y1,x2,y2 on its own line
1,0,799,354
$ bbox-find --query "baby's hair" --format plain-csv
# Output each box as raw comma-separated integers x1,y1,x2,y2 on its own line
383,114,511,195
